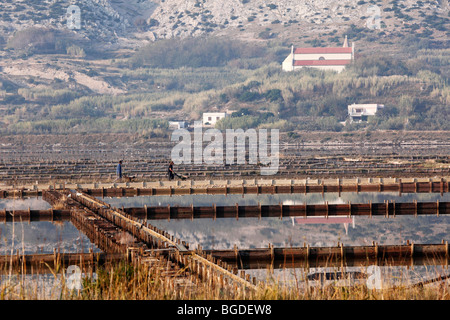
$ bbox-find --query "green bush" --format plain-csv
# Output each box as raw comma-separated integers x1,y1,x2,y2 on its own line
238,91,261,102
66,44,86,58
130,37,266,69
18,87,79,105
5,118,169,135
7,27,60,53
264,89,282,102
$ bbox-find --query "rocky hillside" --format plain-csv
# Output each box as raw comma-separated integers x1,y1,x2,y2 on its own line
0,0,448,136
0,0,448,48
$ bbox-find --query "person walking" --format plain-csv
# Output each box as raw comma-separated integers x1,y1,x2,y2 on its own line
116,160,123,181
168,160,174,180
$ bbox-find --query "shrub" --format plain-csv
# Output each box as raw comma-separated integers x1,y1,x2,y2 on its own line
238,91,261,102
66,44,86,58
264,89,282,102
130,37,266,69
7,27,59,53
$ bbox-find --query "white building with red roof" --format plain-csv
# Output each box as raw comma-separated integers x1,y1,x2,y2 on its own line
282,36,354,73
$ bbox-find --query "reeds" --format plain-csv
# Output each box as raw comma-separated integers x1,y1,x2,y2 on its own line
1,258,449,300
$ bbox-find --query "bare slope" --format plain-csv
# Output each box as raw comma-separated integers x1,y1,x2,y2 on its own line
0,0,447,47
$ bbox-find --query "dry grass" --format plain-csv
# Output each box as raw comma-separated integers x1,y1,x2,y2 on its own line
1,261,449,300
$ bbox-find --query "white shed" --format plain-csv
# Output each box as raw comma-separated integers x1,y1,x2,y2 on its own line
348,104,384,122
202,112,227,126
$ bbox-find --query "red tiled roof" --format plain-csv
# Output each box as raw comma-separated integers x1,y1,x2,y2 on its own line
294,60,351,66
294,47,352,54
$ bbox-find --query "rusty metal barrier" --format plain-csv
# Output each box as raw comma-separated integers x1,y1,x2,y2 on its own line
122,200,449,220
2,200,448,223
203,241,450,269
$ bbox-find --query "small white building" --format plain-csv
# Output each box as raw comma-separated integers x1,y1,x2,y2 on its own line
168,120,188,130
282,36,354,73
202,112,227,126
348,104,384,122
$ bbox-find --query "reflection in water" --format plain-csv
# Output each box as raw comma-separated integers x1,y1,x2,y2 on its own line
0,221,100,254
0,198,98,254
0,273,63,300
0,197,52,210
1,193,448,253
95,192,450,252
0,270,98,300
147,215,450,250
98,192,450,208
0,193,448,288
249,264,450,288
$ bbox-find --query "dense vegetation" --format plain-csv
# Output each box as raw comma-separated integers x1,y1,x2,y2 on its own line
128,37,271,69
0,29,448,135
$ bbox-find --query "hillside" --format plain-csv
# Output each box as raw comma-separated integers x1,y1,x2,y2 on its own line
0,0,448,47
0,0,448,135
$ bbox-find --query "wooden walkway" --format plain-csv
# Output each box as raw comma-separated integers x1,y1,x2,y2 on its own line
42,190,258,291
1,176,449,198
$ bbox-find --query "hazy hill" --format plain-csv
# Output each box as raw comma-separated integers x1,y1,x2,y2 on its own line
0,0,448,134
0,0,448,48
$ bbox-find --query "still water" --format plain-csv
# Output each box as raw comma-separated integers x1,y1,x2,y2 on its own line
0,192,448,290
99,191,450,208
99,192,450,250
0,198,99,254
1,192,449,253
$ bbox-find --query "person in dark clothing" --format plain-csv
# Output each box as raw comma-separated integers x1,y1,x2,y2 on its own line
116,160,122,181
168,161,174,180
